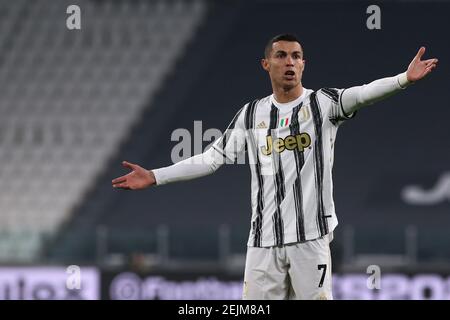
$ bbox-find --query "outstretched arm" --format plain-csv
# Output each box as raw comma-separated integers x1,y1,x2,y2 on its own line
150,146,227,186
112,147,226,190
341,47,438,115
112,106,247,189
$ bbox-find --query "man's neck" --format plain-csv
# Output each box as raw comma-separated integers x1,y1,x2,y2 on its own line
273,84,303,104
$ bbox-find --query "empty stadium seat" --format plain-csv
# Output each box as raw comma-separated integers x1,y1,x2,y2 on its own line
0,0,206,262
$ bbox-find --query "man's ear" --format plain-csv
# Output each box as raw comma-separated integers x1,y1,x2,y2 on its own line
261,58,270,72
301,59,306,72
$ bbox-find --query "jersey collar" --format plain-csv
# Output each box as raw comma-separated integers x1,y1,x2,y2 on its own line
270,88,309,112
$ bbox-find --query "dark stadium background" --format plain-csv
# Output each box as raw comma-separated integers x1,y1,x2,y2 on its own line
0,0,448,300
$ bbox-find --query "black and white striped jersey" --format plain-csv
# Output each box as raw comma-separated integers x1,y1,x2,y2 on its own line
211,88,356,247
153,73,409,248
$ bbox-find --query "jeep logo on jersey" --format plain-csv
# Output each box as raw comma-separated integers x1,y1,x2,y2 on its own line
261,133,311,156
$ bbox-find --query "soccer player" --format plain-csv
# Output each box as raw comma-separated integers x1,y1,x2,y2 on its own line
112,34,438,300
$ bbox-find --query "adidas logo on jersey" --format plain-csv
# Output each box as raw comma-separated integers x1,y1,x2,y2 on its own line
256,121,267,129
261,133,311,156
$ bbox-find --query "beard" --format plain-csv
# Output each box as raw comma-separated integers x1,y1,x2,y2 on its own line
282,81,298,92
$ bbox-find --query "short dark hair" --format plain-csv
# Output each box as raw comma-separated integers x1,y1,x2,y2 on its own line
264,33,303,58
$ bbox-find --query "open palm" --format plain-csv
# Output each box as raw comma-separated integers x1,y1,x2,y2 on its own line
406,47,438,82
112,161,155,190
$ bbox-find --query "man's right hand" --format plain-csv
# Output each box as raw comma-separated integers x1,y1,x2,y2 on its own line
112,161,156,190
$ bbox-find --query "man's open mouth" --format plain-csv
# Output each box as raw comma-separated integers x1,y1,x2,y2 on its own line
284,70,295,80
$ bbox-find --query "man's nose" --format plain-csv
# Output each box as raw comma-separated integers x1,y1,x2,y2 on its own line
286,56,294,66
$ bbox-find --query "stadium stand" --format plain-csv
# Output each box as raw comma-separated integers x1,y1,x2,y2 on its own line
0,0,205,262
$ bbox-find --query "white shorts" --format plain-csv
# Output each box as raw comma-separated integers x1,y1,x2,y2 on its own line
242,233,333,300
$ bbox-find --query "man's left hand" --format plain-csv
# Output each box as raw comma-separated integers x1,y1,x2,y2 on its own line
406,46,438,82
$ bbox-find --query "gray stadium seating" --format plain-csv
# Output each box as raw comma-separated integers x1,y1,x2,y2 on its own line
0,0,205,262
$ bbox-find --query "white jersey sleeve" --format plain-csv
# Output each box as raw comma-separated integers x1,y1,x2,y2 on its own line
324,72,412,126
320,87,356,126
152,105,247,186
341,71,411,114
210,105,247,163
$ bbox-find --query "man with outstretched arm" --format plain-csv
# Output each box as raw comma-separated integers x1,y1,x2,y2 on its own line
112,34,438,300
